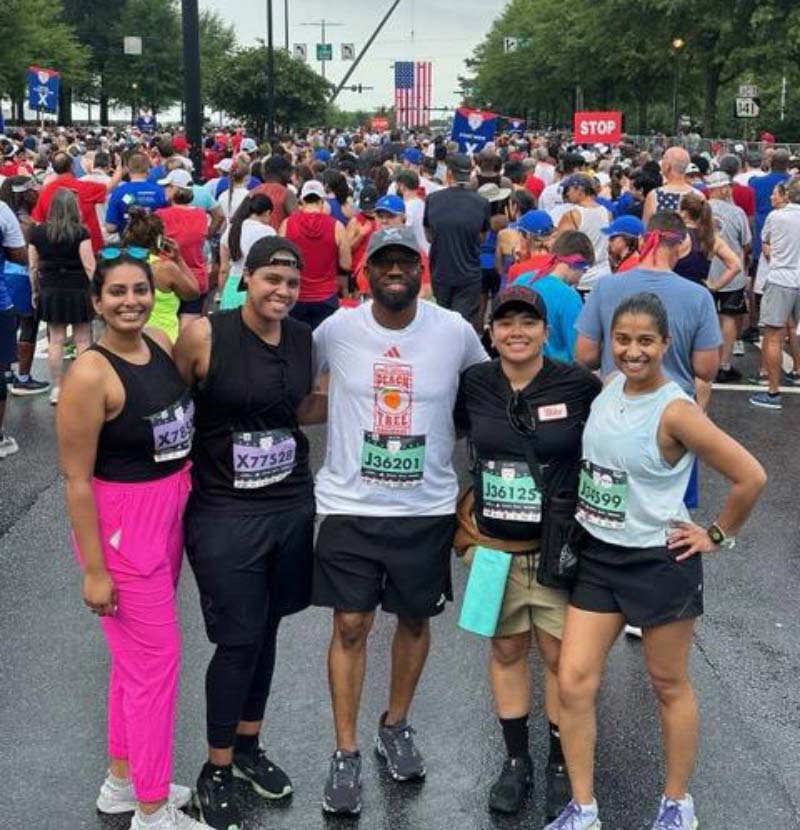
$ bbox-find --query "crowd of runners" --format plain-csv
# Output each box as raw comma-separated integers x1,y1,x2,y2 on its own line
1,120,788,830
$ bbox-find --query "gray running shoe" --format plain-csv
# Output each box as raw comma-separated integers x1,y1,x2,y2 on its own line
322,750,362,815
375,711,426,781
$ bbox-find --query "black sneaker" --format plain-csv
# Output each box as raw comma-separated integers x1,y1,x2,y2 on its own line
741,326,760,343
10,376,49,396
715,366,742,383
232,747,292,800
375,712,426,781
195,764,242,830
322,750,362,815
545,761,572,820
488,755,532,814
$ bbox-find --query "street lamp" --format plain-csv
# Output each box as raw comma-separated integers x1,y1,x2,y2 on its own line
131,82,138,126
671,37,685,137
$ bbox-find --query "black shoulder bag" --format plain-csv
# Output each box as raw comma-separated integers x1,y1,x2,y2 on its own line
519,435,585,590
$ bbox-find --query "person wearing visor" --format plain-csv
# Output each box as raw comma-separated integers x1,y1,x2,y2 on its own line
515,231,595,363
312,226,487,815
175,237,320,830
57,248,202,830
601,215,644,274
454,285,600,819
507,210,555,284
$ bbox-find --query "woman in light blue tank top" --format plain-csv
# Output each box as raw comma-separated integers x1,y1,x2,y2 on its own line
544,293,766,830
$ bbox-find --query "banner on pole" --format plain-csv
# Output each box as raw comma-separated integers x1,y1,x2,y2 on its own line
451,107,498,154
27,66,60,113
572,110,622,144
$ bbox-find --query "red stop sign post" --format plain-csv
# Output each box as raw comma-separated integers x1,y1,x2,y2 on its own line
573,111,622,144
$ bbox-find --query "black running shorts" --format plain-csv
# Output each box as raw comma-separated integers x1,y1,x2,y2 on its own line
569,535,703,628
313,514,456,618
185,501,314,645
715,288,747,316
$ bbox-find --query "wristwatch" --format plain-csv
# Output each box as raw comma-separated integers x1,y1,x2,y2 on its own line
707,522,736,550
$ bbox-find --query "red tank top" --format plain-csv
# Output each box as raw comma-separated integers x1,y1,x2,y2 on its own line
285,211,339,302
253,181,289,231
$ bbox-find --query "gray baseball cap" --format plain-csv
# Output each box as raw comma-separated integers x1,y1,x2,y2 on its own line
366,226,421,260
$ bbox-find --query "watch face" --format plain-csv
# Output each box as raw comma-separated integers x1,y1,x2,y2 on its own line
708,525,725,545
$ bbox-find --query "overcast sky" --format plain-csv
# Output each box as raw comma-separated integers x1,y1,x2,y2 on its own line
202,0,507,112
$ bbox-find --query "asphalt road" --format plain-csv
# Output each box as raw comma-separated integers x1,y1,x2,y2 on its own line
1,343,798,830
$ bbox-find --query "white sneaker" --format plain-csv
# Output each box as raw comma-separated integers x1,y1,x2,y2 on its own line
0,434,19,458
650,793,699,830
624,625,643,639
544,799,601,829
130,803,212,830
49,386,60,405
96,773,192,815
732,339,745,356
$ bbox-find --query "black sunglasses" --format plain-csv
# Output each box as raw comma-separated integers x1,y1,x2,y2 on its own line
507,390,536,436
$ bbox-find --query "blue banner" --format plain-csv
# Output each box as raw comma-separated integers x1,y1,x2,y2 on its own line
27,66,59,113
451,107,498,154
137,114,157,132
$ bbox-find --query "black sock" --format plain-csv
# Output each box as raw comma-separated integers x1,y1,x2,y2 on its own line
201,761,232,778
499,715,529,758
548,722,565,766
234,733,259,754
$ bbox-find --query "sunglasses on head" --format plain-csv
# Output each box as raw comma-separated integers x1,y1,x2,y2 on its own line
98,245,149,262
507,390,536,437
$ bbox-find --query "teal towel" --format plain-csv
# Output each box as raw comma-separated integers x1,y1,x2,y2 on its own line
458,546,512,638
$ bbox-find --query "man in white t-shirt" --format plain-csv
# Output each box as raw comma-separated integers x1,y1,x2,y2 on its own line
313,226,487,815
751,177,800,410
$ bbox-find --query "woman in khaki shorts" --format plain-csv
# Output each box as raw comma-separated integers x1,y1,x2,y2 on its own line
454,285,601,819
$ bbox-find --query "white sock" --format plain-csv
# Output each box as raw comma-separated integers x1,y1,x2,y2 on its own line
108,772,130,788
578,798,598,815
137,804,167,825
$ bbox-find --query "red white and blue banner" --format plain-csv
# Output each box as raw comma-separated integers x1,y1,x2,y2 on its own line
27,65,59,113
394,61,432,129
451,107,498,153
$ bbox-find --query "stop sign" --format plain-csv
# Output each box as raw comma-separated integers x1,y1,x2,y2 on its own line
572,111,622,144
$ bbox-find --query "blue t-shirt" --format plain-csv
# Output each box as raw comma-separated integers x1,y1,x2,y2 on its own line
750,171,790,260
516,273,582,362
106,181,168,232
575,267,721,395
148,164,166,183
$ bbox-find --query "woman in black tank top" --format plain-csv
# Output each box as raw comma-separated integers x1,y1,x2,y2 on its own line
56,252,205,829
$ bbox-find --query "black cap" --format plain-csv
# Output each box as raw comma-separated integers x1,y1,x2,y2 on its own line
359,184,379,212
491,285,548,324
239,237,303,291
447,152,473,179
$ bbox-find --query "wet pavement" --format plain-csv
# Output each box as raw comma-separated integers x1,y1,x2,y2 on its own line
1,342,798,830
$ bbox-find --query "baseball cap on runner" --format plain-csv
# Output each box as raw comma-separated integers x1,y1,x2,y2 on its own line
238,237,304,291
447,153,473,180
300,179,326,201
240,137,258,153
157,168,193,188
366,226,421,260
517,209,554,236
359,185,379,212
403,147,423,165
375,194,406,215
600,216,645,238
478,182,512,202
214,157,233,173
491,285,548,324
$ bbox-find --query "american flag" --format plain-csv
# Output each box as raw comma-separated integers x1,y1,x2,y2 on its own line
394,61,432,129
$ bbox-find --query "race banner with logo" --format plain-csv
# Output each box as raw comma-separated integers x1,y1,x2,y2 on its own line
27,66,60,113
451,107,498,154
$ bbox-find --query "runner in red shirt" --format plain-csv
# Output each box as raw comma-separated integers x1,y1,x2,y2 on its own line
31,151,112,252
506,209,555,283
346,186,379,281
600,215,644,273
718,155,755,218
155,168,209,330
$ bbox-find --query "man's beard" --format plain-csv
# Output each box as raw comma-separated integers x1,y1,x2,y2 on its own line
370,276,421,311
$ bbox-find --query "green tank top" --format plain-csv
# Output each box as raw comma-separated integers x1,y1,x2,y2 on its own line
149,287,180,342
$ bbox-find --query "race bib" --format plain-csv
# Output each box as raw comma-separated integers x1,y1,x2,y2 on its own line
232,429,296,489
576,460,628,529
147,391,194,463
480,460,542,523
360,432,425,488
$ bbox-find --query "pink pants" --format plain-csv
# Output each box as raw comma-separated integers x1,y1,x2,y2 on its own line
74,464,191,803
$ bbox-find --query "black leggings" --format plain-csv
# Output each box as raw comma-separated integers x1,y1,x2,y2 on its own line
205,608,282,749
17,313,39,344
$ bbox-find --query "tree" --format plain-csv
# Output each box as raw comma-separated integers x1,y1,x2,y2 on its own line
0,0,89,118
199,10,237,102
207,46,332,136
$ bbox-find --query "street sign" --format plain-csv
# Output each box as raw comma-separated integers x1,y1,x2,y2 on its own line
293,43,307,61
123,36,142,56
573,110,622,144
739,84,759,98
735,97,760,118
341,43,355,61
503,37,518,53
316,43,333,61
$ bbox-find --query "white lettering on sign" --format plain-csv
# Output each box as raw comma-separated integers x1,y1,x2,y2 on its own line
578,120,616,136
